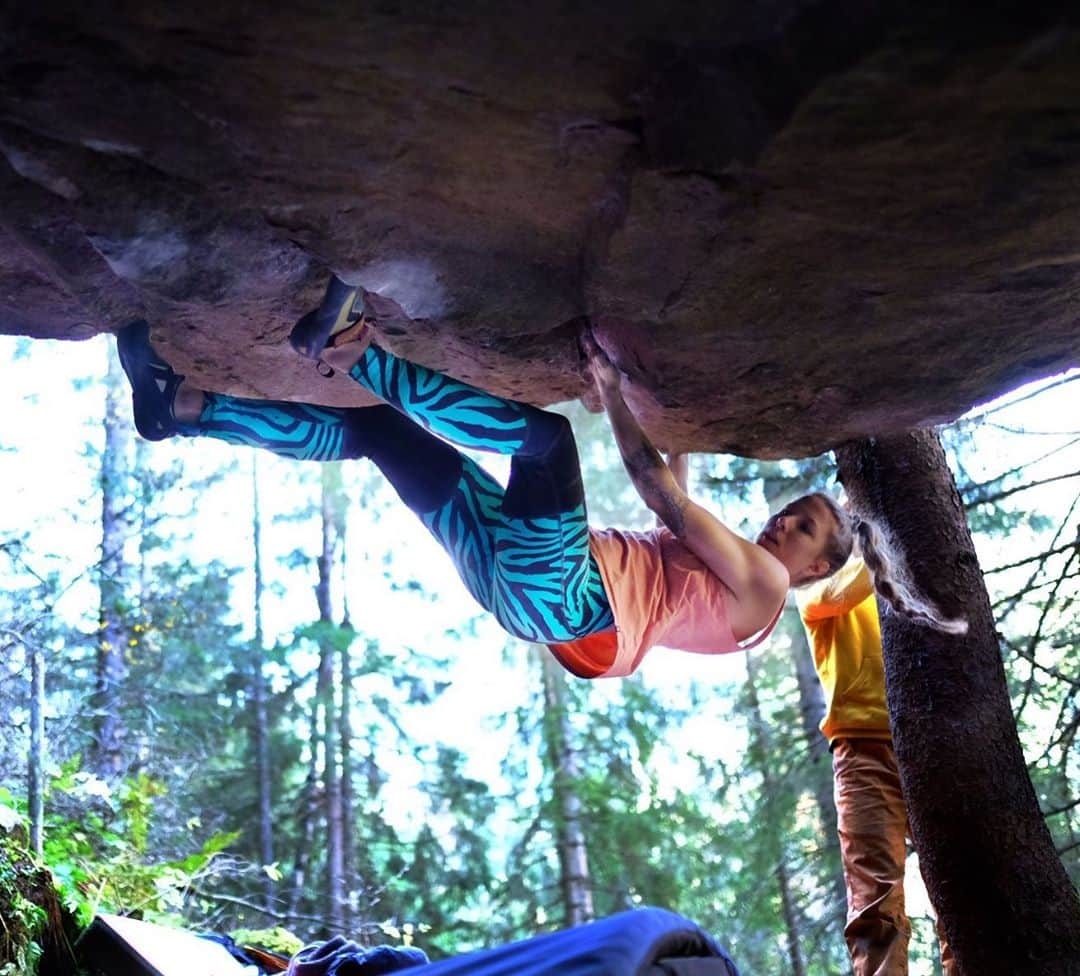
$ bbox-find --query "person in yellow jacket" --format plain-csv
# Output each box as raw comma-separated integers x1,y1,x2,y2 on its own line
797,557,956,976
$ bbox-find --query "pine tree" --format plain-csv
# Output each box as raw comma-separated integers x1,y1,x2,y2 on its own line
249,456,276,910
92,342,133,779
539,651,594,926
838,429,1080,971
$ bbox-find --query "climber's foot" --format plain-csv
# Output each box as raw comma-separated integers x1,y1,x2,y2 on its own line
289,275,368,375
116,321,186,440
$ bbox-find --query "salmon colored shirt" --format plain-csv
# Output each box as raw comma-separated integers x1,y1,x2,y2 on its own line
550,526,784,679
796,558,891,744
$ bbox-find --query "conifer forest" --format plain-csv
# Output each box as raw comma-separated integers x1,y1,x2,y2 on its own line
1,336,1078,975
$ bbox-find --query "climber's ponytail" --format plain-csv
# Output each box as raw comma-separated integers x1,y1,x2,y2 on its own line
851,515,968,635
804,492,968,635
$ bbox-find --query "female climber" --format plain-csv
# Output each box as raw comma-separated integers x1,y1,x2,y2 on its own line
116,277,965,678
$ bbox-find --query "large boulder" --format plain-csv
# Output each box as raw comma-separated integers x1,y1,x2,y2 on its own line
1,1,1077,457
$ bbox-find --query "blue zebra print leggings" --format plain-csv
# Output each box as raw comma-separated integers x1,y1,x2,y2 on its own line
181,345,615,644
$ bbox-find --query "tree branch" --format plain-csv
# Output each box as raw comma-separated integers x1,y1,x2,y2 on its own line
1056,837,1080,858
986,541,1079,576
188,886,382,932
966,470,1080,509
959,374,1080,425
1044,795,1080,819
958,437,1080,498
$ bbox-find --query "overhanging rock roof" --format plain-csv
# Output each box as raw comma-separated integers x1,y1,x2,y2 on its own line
1,2,1077,457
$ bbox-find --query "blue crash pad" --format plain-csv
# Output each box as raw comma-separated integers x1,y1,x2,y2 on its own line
416,907,739,976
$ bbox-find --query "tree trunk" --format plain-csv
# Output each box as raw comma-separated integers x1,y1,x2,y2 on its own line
318,642,344,933
338,479,356,930
319,466,346,934
789,631,850,967
250,458,275,910
776,857,807,976
135,438,152,595
339,638,356,933
837,429,1080,974
790,629,830,766
287,704,321,921
540,652,594,926
746,648,806,976
93,343,131,778
28,636,44,858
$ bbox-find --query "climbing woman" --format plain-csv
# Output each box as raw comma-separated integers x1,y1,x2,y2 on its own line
116,278,965,678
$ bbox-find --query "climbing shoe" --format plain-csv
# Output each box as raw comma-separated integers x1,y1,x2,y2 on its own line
289,275,367,374
115,320,185,441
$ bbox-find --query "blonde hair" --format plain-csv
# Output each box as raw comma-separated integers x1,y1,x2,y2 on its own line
802,492,968,635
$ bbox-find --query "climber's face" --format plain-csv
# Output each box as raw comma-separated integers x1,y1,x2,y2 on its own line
756,495,835,585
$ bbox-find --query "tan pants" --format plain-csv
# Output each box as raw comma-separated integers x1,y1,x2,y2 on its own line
833,738,956,976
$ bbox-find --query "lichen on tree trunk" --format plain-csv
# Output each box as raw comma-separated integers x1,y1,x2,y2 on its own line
836,429,1080,974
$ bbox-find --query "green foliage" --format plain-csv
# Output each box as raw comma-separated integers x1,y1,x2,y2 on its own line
36,763,238,927
705,454,835,509
293,619,361,656
6,334,1077,972
229,926,303,957
0,801,47,976
390,745,498,956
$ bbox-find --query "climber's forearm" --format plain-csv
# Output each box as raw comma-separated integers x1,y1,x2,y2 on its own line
667,452,689,494
601,385,688,535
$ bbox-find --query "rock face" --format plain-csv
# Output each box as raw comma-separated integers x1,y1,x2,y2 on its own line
1,1,1077,457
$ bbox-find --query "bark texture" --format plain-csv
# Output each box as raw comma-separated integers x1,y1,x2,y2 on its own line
836,430,1080,975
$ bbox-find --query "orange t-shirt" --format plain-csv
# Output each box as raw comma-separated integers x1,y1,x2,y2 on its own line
549,527,783,678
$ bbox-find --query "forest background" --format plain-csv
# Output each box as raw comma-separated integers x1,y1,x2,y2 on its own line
1,334,1077,976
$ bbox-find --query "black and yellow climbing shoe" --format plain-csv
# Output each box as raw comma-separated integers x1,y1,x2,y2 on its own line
289,275,366,375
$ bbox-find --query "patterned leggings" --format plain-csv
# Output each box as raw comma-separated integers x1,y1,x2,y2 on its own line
180,345,614,643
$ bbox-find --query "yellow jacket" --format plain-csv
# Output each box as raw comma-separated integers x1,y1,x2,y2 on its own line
796,558,892,744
